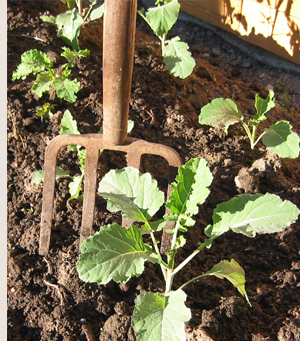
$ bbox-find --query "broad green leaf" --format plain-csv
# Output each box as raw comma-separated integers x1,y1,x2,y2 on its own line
52,77,79,103
98,167,164,223
77,224,158,284
253,90,275,121
211,193,300,237
12,50,52,81
31,167,70,184
56,9,83,49
145,0,180,37
31,71,55,98
90,3,104,20
262,120,300,158
166,158,212,223
163,37,196,78
132,289,191,341
40,15,56,24
68,175,83,199
207,259,250,305
59,109,80,135
199,98,243,134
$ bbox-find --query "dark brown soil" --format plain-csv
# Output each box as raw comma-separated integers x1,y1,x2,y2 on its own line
7,1,300,340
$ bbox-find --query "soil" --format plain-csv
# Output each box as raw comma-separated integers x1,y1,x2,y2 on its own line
7,1,300,340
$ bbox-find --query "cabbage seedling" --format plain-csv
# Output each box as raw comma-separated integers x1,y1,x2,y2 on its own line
199,90,300,158
138,0,195,79
77,157,299,341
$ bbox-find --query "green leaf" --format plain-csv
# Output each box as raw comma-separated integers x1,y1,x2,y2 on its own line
90,4,104,20
77,224,158,284
68,175,83,199
56,9,83,49
77,148,86,170
98,167,165,223
207,259,250,305
127,119,134,133
163,37,196,79
145,0,180,37
253,90,275,121
12,49,52,81
60,109,80,135
199,98,243,134
141,219,166,235
61,47,90,64
52,77,80,103
31,167,70,184
132,289,191,341
31,70,55,98
40,15,56,25
210,193,300,237
262,120,300,158
166,157,212,223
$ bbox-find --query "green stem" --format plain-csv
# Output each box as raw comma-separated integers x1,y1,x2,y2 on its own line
172,235,218,277
83,1,97,22
159,33,167,56
76,0,83,15
148,228,168,281
241,121,262,150
252,130,267,148
178,273,208,291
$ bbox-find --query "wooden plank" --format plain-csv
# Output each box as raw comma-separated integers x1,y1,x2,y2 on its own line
178,0,242,32
179,0,300,64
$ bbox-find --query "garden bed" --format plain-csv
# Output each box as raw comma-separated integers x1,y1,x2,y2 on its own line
7,1,300,340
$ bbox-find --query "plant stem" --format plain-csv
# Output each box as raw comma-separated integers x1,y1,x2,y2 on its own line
178,273,207,291
76,0,83,15
172,236,218,277
241,121,260,150
252,130,267,148
149,230,168,280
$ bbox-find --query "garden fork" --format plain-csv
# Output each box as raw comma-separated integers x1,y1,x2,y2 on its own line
39,0,182,255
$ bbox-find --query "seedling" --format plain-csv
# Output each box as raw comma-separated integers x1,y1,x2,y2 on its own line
41,0,104,49
12,47,90,103
138,0,195,79
36,103,55,122
32,110,134,200
77,157,299,341
198,90,300,158
32,109,85,199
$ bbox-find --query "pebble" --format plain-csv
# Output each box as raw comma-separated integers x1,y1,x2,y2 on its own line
212,48,221,56
265,84,274,91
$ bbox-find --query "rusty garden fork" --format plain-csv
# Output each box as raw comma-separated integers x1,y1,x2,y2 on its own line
39,0,182,256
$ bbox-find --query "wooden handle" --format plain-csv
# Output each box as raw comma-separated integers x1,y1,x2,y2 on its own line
102,0,137,145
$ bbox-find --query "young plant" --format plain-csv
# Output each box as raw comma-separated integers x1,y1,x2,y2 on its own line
32,109,134,200
41,0,104,49
12,47,90,103
36,103,55,122
198,90,300,158
76,157,299,341
138,0,196,79
31,109,85,200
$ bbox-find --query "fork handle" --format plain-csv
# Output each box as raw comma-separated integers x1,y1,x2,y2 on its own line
102,0,137,145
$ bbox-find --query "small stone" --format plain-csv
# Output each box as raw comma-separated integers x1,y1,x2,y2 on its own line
212,48,221,56
242,60,251,68
265,84,274,91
